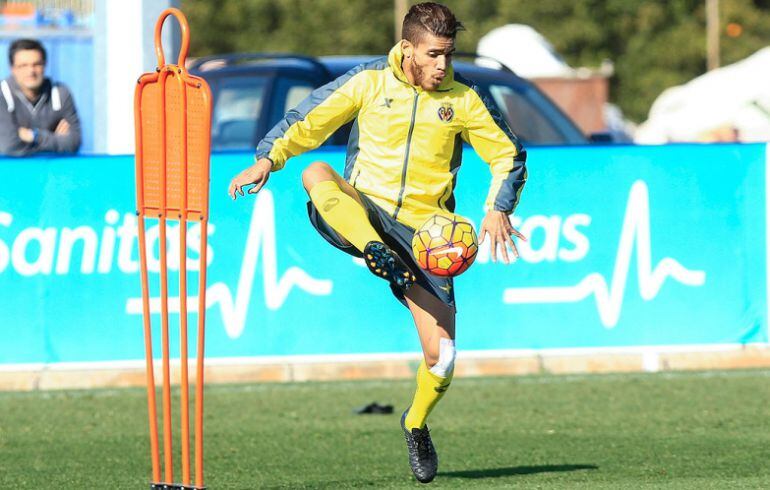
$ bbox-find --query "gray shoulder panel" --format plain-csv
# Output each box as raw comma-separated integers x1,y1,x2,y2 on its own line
256,57,389,161
454,72,527,213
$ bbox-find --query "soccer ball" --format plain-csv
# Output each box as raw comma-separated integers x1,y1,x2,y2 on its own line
411,214,478,277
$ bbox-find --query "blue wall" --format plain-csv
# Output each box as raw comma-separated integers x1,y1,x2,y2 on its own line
0,144,767,365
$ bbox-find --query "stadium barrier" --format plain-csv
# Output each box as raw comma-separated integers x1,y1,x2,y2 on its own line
1,143,769,390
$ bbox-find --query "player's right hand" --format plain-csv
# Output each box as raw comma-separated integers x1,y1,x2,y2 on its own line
479,210,527,264
228,158,272,200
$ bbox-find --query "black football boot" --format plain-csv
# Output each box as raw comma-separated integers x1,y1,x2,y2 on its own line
400,408,438,483
363,241,416,291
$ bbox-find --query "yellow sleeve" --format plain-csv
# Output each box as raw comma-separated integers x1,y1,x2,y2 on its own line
462,88,527,213
255,69,368,171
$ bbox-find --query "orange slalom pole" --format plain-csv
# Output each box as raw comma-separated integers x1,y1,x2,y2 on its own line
134,68,161,483
157,66,174,485
180,218,191,485
134,70,160,481
158,215,174,484
136,8,210,487
137,215,161,482
195,218,208,487
177,69,192,486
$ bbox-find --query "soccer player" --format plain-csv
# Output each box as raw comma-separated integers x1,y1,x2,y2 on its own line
229,2,527,483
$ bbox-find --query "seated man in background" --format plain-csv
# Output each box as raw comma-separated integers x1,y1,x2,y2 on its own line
0,38,81,156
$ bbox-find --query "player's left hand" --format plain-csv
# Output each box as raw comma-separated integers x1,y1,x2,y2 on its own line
478,210,527,264
228,158,272,200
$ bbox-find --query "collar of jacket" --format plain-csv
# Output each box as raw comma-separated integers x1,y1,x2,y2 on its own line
5,76,51,104
387,42,455,93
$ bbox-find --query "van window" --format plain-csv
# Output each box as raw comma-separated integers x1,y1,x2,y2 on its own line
267,77,316,129
487,83,586,145
212,76,268,150
270,77,343,146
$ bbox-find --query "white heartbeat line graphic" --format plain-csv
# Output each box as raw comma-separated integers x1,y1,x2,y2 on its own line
126,190,333,339
502,180,706,328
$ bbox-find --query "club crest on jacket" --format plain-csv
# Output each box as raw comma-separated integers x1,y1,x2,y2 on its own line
437,103,454,123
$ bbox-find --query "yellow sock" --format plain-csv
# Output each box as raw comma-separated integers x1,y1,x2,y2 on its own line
404,360,453,430
309,180,381,252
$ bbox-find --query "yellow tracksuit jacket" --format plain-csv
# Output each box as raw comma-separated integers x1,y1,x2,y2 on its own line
256,43,527,230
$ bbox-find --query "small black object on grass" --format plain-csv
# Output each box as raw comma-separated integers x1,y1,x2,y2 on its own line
353,402,394,415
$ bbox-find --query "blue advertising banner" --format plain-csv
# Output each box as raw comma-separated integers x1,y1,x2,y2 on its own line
0,143,767,365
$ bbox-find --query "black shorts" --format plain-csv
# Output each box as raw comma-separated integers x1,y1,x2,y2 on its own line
307,192,455,309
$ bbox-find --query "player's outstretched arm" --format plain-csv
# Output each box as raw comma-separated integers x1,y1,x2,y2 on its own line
478,210,527,264
228,157,273,200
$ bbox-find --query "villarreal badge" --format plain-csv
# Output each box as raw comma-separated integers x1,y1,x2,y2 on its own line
437,103,454,123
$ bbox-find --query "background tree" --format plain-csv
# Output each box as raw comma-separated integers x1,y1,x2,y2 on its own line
182,0,770,123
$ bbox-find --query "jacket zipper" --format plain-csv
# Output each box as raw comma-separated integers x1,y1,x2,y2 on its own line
393,89,419,220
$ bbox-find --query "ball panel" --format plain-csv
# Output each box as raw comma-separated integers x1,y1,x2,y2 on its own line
427,253,439,271
464,243,478,260
455,222,473,235
440,223,454,241
418,250,429,270
427,222,444,238
448,260,467,276
428,237,446,250
417,231,432,249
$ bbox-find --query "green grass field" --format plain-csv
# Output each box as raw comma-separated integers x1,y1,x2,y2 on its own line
2,369,770,488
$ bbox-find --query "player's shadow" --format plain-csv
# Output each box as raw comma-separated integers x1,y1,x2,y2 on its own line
442,464,598,479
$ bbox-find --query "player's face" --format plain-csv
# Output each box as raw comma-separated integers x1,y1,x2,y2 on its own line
404,33,455,91
11,49,46,93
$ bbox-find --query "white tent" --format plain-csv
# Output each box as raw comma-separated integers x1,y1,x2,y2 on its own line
477,24,574,78
635,47,770,143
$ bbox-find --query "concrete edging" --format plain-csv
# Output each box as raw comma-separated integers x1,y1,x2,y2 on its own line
3,344,770,391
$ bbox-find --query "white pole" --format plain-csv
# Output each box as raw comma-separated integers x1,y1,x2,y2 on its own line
394,0,407,43
92,0,179,154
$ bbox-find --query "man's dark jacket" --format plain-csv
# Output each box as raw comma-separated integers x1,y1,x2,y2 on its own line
0,76,81,156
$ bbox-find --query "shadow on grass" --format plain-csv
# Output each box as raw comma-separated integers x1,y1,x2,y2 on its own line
442,464,599,479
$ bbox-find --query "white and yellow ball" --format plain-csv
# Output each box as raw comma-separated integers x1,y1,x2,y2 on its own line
411,214,478,277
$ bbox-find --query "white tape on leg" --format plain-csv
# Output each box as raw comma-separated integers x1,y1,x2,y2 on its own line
429,338,456,378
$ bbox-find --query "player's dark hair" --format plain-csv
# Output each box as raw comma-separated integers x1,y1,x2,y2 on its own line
8,39,47,66
402,2,464,44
